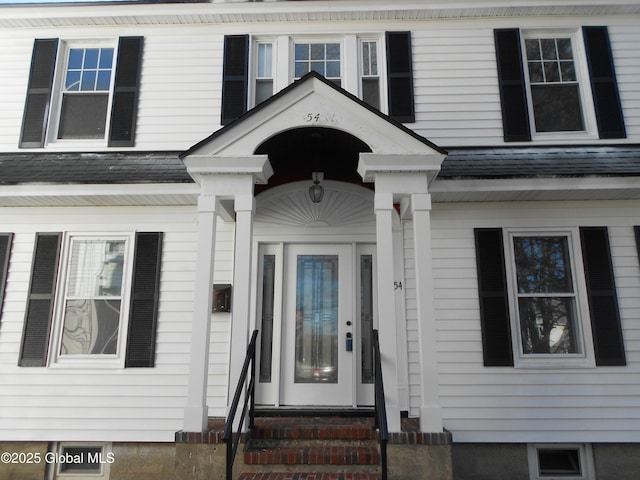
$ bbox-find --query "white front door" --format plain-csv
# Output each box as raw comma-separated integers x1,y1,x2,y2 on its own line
256,243,376,407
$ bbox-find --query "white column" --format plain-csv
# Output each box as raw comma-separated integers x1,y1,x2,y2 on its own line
184,194,218,432
374,191,402,433
411,193,444,432
227,194,256,431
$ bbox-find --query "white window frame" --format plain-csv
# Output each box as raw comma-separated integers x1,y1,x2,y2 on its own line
249,34,387,112
49,233,134,369
49,442,113,480
47,38,118,148
521,28,598,142
527,444,595,480
504,229,595,368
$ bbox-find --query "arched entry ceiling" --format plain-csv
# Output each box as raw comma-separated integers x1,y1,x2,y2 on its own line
254,126,371,194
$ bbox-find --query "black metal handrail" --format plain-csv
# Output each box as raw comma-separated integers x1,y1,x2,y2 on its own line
222,329,259,480
373,329,389,480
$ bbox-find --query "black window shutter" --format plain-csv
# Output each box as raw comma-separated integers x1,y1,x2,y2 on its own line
474,228,514,366
494,29,531,142
19,233,62,367
580,227,626,366
385,31,415,123
108,36,143,147
583,27,626,139
635,226,640,265
0,234,14,325
221,35,249,125
19,39,58,148
125,232,163,367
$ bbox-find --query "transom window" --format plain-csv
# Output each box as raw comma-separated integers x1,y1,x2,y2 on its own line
522,34,588,134
58,237,129,358
58,47,115,139
294,42,341,84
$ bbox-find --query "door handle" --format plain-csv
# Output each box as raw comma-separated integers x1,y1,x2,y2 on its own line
346,332,353,352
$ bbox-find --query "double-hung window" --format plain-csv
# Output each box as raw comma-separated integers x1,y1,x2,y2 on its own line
59,237,128,358
18,232,162,368
523,36,586,134
495,27,625,141
475,227,626,368
20,37,143,148
57,46,115,140
509,234,585,360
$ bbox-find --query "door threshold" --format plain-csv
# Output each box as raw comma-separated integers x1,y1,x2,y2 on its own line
255,406,375,417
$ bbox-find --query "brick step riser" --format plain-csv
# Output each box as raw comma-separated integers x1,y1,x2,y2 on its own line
238,473,381,480
244,446,380,466
250,426,377,441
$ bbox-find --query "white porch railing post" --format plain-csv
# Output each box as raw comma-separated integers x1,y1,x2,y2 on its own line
411,193,444,432
184,194,218,432
228,194,256,432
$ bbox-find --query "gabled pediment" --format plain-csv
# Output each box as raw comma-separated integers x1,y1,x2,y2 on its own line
181,72,445,161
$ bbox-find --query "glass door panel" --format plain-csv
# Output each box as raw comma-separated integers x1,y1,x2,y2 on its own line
295,255,339,383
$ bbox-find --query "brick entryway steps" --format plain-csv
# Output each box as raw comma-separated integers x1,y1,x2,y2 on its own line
239,474,381,480
240,416,381,479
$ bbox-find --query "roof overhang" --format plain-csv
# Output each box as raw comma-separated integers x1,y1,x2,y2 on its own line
2,0,639,29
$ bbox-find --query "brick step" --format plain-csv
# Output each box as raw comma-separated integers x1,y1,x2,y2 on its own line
238,473,381,480
244,445,380,466
251,417,378,441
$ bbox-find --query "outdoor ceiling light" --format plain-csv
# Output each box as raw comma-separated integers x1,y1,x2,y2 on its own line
309,172,324,203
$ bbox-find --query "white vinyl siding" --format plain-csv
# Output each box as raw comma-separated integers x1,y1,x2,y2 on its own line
0,206,235,441
413,200,640,443
1,18,639,152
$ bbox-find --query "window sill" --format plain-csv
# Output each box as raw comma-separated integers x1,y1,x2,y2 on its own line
48,356,125,370
514,355,595,369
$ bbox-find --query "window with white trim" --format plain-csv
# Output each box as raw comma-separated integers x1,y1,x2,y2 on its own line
505,231,593,366
248,35,385,111
57,46,115,139
19,37,142,148
255,42,274,105
521,30,596,138
527,444,595,480
53,235,132,365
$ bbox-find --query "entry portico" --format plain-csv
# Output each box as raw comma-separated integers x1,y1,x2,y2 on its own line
180,72,446,434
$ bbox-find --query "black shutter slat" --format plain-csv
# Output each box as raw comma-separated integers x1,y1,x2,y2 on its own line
0,234,14,325
494,29,531,142
474,228,514,366
125,232,162,367
385,31,415,123
19,39,58,148
583,26,626,139
108,37,143,147
19,233,62,367
580,227,626,366
221,35,249,125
